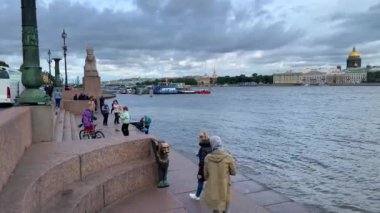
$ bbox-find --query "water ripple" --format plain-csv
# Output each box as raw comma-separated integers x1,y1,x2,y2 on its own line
117,86,380,213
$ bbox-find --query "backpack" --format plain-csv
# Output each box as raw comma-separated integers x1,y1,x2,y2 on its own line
101,105,109,114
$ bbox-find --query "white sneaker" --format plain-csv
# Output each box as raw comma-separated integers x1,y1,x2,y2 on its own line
189,193,200,201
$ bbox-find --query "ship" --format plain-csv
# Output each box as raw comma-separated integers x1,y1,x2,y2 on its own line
153,82,178,94
195,89,211,94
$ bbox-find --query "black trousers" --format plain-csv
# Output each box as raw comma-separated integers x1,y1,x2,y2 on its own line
114,113,120,124
122,123,129,136
102,113,109,125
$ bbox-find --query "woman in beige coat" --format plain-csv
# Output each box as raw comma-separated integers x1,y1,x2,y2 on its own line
203,136,236,213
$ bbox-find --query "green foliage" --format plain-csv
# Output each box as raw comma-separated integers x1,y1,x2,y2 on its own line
367,71,380,82
139,73,274,86
141,79,160,85
0,60,9,67
106,83,123,86
170,78,198,85
217,73,273,85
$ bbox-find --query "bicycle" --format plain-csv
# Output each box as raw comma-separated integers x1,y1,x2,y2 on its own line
78,124,105,140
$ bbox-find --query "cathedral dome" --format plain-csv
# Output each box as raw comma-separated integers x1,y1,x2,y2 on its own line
348,47,360,57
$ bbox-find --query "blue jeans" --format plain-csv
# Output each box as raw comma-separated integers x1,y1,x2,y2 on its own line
196,179,204,197
55,98,61,108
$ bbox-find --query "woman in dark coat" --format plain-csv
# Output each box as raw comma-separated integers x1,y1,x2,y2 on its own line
189,132,212,200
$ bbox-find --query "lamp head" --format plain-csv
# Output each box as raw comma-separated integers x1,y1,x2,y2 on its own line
61,29,67,39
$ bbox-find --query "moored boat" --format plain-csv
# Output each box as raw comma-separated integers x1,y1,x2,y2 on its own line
195,89,211,94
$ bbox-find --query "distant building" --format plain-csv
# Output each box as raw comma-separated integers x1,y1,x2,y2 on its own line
344,68,367,84
273,71,303,85
273,46,379,85
326,73,346,84
194,74,210,85
302,70,326,85
347,47,361,68
211,67,218,85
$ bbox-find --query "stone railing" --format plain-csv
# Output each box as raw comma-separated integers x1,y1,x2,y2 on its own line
0,107,32,192
62,100,88,115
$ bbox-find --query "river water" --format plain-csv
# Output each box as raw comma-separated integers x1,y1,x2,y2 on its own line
114,86,380,213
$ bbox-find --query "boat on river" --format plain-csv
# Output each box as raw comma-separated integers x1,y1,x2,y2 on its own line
153,85,178,94
195,89,211,94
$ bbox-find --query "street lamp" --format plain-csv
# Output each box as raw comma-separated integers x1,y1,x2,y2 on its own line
47,49,52,84
61,29,68,90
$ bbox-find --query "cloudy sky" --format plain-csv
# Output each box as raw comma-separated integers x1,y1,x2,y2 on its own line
1,0,380,81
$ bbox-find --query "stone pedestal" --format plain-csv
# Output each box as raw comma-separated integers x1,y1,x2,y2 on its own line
83,76,101,98
31,106,53,143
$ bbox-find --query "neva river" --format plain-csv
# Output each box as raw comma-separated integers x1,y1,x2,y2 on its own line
115,86,380,213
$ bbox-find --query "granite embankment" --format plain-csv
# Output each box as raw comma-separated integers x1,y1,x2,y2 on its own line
0,106,309,213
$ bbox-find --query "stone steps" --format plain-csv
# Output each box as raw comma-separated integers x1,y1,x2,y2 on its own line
70,113,80,141
54,109,81,142
41,159,155,213
0,136,157,213
54,109,65,142
63,110,72,141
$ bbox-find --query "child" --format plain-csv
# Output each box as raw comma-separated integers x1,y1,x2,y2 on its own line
189,132,212,200
54,89,62,108
82,107,94,133
113,100,121,124
120,106,130,136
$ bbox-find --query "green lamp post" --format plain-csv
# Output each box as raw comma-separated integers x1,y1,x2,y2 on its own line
17,0,49,105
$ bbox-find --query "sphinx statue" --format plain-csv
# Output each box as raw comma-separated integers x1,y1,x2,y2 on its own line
84,47,98,76
151,139,170,188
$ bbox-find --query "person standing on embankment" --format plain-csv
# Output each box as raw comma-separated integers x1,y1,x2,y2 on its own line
203,136,236,213
120,106,130,136
189,132,212,200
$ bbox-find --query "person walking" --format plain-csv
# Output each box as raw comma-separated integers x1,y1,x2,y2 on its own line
101,102,110,126
99,95,105,109
203,136,236,213
120,106,130,136
189,132,212,201
54,88,62,108
88,96,96,112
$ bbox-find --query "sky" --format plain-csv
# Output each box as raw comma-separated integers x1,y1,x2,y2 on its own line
1,0,380,81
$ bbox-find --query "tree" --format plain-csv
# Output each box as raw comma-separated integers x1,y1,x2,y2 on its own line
0,60,9,67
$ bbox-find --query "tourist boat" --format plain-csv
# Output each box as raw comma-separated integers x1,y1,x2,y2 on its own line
178,90,196,94
195,89,211,94
153,83,178,94
119,88,133,94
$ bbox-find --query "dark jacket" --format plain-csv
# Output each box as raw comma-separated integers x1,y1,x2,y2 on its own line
197,139,212,181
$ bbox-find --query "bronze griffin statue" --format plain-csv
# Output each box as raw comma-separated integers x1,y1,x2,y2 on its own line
152,139,170,188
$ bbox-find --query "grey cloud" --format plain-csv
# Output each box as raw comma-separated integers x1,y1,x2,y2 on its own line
315,2,380,48
2,0,378,77
1,0,302,57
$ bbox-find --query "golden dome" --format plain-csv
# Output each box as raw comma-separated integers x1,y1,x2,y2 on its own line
348,47,360,57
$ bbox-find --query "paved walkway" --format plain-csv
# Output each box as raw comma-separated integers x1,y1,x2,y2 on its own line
103,150,270,213
90,113,309,213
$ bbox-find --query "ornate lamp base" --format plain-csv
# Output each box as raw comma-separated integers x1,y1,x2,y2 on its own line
17,89,51,105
